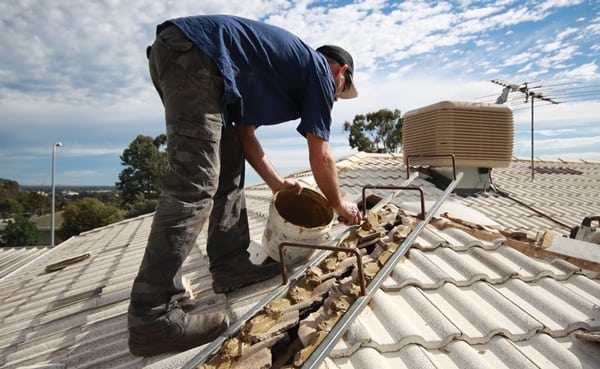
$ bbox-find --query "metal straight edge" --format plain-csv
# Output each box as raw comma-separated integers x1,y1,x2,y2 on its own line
182,172,421,369
301,171,463,369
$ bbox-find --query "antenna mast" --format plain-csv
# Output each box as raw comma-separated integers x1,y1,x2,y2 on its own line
491,80,560,180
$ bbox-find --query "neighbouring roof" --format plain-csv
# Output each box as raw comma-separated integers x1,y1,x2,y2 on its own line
0,153,599,369
0,246,52,280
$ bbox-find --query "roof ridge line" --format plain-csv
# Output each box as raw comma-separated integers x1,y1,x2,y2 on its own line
512,156,600,164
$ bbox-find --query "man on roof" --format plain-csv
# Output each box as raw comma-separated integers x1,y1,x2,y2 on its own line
128,14,362,357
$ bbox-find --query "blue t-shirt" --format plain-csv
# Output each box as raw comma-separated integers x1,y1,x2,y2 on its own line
169,15,335,140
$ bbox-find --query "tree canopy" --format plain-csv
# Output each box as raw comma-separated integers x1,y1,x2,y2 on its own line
116,134,167,208
343,108,403,153
1,215,38,247
59,198,122,239
0,178,51,218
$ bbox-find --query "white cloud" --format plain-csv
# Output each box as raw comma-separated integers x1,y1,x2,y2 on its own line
536,136,600,150
556,27,579,40
1,0,599,185
512,100,600,130
536,129,576,137
555,62,599,80
538,0,584,12
0,145,124,168
62,169,103,178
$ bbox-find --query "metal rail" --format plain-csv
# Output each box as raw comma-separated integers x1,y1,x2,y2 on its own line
301,171,463,369
406,154,457,180
279,242,367,296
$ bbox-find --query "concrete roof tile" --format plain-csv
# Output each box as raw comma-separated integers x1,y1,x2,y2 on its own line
332,331,599,369
494,278,600,335
424,281,543,343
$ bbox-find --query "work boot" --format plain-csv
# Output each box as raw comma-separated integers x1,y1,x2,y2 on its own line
128,307,229,357
176,296,220,314
212,258,281,294
176,297,203,314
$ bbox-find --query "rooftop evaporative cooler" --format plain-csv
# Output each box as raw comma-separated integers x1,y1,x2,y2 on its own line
402,100,514,192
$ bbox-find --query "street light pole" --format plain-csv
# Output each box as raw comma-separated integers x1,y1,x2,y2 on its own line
51,141,62,247
530,94,535,180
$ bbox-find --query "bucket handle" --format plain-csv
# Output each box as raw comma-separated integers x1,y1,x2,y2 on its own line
278,242,367,296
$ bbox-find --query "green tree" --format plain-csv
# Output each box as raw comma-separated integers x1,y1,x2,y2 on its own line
116,134,167,208
22,191,51,216
0,198,24,218
124,193,158,219
1,215,38,247
343,108,403,153
0,178,24,217
0,178,20,194
59,198,122,239
0,178,55,218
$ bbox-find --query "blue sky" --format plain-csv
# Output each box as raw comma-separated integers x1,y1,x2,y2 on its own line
0,0,599,187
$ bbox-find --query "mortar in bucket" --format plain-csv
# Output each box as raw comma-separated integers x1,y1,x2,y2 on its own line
262,187,334,265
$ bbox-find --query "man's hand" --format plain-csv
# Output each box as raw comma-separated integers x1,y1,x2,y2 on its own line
274,178,302,195
335,200,362,226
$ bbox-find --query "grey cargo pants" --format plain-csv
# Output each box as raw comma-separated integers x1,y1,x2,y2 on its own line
129,24,250,320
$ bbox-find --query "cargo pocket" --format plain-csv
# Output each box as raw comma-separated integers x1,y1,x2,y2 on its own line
156,26,196,91
166,116,223,191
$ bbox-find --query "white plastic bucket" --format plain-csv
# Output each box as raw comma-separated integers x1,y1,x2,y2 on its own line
262,187,334,265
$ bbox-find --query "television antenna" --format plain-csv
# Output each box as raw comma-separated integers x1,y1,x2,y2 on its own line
491,80,560,180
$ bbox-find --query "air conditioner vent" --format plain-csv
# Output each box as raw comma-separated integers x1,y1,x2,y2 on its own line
403,101,513,168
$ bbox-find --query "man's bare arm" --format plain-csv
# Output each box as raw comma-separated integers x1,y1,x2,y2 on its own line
307,133,361,225
235,125,300,194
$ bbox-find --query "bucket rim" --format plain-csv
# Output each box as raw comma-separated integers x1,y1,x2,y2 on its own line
273,187,334,227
